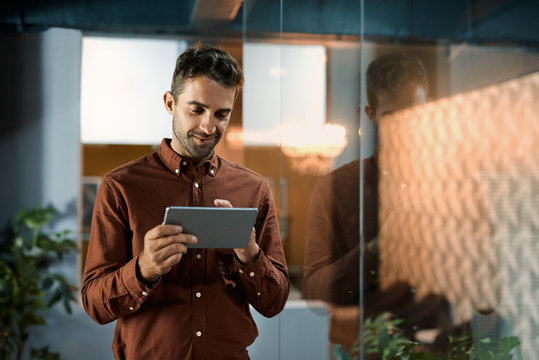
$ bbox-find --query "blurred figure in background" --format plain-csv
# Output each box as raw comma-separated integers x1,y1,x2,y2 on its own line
302,53,451,356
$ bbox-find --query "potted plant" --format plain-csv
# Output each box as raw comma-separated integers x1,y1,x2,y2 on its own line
0,206,78,360
333,312,520,360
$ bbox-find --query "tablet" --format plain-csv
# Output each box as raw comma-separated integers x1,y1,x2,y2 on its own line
163,206,258,249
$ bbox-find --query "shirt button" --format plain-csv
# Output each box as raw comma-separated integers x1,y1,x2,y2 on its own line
196,292,201,298
196,253,202,259
129,306,134,311
174,169,180,175
196,331,202,337
249,272,255,277
194,182,199,188
238,269,244,274
142,291,148,296
257,292,261,296
182,161,187,166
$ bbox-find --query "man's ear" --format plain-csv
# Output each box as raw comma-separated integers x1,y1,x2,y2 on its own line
364,105,377,125
163,91,175,115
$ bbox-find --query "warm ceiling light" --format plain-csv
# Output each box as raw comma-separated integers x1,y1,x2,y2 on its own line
281,123,348,175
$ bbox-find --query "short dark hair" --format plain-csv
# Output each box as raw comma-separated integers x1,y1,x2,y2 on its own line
366,53,428,111
171,43,244,99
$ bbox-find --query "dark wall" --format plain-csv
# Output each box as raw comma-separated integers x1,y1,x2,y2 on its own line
0,32,44,228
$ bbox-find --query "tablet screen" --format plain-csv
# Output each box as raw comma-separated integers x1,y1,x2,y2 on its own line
163,206,258,248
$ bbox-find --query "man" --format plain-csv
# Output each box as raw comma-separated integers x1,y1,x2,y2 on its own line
302,53,430,352
82,44,290,360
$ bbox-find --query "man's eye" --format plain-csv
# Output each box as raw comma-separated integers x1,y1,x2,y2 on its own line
216,113,229,119
191,108,204,114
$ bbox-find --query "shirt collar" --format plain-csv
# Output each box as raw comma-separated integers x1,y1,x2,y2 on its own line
157,138,218,177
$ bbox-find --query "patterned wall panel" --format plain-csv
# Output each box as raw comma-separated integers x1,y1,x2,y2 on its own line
377,72,539,357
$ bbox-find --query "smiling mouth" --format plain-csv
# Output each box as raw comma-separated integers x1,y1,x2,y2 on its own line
192,135,216,145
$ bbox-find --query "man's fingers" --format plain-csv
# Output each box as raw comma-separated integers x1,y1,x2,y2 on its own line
151,242,189,263
182,234,198,245
140,224,199,281
146,224,183,240
159,233,198,246
148,251,185,277
160,253,184,271
147,233,198,255
147,226,198,244
214,199,233,208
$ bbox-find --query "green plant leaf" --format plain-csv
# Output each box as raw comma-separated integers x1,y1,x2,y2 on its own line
471,335,520,359
62,298,73,314
41,277,54,290
0,205,85,359
22,311,46,326
50,274,65,283
47,289,63,308
498,336,520,353
23,246,44,258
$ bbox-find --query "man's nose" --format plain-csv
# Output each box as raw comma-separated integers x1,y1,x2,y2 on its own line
199,114,216,135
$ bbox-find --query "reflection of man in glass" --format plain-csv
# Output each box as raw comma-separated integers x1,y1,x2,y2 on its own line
82,44,289,359
302,53,429,352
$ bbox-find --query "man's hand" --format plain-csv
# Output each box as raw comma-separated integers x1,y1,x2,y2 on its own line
138,225,198,283
214,199,260,264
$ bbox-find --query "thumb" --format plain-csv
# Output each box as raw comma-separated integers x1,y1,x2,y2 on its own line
214,199,233,208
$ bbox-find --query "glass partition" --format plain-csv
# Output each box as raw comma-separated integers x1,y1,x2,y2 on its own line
243,1,365,359
243,1,539,359
359,2,539,360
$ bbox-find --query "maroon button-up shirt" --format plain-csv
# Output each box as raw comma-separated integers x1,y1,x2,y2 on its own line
82,138,289,360
302,154,379,306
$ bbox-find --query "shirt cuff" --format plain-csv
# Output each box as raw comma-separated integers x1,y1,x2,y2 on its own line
121,256,159,305
233,247,261,266
234,248,267,282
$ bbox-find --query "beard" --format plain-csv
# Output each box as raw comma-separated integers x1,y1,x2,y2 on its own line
173,126,220,162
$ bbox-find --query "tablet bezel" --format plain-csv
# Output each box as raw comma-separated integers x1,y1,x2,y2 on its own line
163,206,258,249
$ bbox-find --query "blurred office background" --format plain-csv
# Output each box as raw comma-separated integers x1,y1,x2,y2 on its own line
1,0,538,359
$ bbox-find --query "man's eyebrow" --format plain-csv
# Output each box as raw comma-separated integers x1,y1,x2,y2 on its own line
187,100,209,108
187,100,232,112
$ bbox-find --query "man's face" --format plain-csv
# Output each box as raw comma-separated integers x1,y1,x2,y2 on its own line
365,82,428,126
164,76,236,165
